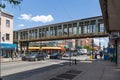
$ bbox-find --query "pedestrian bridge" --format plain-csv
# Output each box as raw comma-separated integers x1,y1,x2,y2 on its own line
13,16,108,43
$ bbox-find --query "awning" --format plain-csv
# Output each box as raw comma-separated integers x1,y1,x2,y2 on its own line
41,47,63,50
28,47,41,50
0,43,17,49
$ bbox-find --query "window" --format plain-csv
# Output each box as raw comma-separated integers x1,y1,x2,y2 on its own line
6,20,10,27
6,34,10,40
100,23,104,32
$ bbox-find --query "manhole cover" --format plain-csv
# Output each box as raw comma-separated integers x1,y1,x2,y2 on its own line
49,78,63,80
57,73,77,79
66,70,82,74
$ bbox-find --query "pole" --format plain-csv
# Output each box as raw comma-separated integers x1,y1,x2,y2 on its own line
69,49,72,66
92,38,94,55
115,38,118,64
0,10,2,80
99,37,101,50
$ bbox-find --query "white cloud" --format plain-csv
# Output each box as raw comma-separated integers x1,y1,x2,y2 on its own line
31,15,54,23
18,14,32,20
18,24,24,27
18,14,54,23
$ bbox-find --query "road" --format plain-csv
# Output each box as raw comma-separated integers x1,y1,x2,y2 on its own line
1,55,90,80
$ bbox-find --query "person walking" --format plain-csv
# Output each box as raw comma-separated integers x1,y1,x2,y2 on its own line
95,51,97,59
100,51,103,59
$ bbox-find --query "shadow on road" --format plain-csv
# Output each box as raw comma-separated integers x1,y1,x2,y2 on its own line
3,62,68,80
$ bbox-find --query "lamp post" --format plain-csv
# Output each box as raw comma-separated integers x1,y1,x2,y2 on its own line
99,38,101,50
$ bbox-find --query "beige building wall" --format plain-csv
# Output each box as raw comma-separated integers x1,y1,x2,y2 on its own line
0,12,13,44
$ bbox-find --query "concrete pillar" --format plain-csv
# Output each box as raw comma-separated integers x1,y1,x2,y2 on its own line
77,22,79,35
37,28,39,39
96,19,99,34
61,24,64,36
48,26,50,37
117,38,120,67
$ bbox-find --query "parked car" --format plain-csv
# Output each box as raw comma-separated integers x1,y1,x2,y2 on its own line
63,53,71,57
50,53,62,59
73,52,79,56
22,54,31,61
22,53,45,61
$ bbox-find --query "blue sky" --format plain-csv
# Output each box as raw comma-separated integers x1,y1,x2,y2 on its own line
4,0,108,47
4,0,102,30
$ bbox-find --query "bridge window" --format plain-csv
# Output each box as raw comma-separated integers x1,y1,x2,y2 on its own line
79,22,83,34
35,29,37,38
99,23,104,32
57,26,62,36
41,28,46,37
54,26,57,36
63,24,68,36
83,25,88,34
24,31,28,39
50,27,55,36
39,29,42,38
68,24,72,35
92,24,97,33
79,27,81,34
46,27,49,37
88,25,93,33
73,23,77,35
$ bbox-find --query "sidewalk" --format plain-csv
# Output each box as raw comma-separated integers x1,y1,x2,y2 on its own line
1,58,21,63
24,59,120,80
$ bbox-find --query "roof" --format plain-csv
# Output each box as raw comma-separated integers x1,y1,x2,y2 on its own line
0,11,13,17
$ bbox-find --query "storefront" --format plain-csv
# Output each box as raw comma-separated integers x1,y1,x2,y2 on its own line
0,43,17,58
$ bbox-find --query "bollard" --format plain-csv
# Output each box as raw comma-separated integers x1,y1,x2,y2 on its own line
90,53,92,60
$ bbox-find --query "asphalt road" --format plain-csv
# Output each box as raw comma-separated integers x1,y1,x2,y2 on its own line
1,59,68,80
1,55,90,80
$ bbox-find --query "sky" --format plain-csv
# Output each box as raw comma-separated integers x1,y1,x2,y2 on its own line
4,0,102,30
3,0,109,47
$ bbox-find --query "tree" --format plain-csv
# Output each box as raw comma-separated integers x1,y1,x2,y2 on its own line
83,45,94,51
0,0,23,8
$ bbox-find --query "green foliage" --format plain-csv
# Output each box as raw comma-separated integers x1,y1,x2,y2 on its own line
83,45,93,51
83,45,89,49
0,0,23,8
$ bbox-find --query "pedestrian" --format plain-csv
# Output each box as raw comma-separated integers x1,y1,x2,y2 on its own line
100,51,103,59
95,51,97,59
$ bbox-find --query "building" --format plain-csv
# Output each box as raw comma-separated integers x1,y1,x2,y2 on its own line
75,38,92,47
0,11,16,58
100,0,120,66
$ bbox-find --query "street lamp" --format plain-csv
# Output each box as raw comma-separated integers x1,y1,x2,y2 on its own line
99,37,101,50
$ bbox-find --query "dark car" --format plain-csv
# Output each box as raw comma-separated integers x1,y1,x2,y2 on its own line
22,54,30,61
22,53,45,61
50,53,62,59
